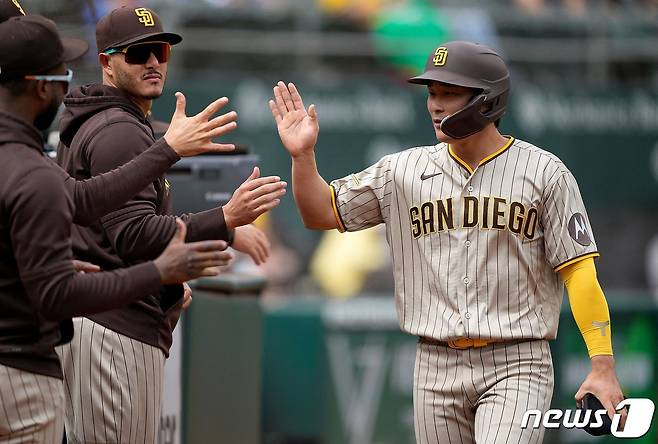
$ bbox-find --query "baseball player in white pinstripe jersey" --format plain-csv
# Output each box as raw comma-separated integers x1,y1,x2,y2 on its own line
270,41,627,443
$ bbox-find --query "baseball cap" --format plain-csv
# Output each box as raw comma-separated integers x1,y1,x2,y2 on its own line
96,6,182,53
0,15,88,80
0,0,25,22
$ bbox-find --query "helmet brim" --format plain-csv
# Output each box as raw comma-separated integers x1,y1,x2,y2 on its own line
408,71,488,91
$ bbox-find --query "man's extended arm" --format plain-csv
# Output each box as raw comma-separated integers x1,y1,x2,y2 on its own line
269,81,337,230
560,258,625,424
59,92,239,227
57,138,179,226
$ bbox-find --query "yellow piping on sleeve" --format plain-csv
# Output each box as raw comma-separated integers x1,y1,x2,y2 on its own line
554,252,600,272
329,185,346,232
559,257,613,357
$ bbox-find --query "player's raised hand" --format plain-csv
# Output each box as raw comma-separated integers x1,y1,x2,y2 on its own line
164,92,238,157
154,219,234,284
223,166,287,229
269,81,319,158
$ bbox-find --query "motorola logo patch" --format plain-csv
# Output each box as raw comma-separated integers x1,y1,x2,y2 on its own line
568,213,592,246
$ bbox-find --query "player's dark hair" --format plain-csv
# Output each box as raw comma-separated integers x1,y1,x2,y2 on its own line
494,118,501,128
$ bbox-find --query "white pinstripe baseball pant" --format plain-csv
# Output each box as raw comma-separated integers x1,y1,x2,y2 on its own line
0,364,64,444
56,318,165,444
414,339,554,444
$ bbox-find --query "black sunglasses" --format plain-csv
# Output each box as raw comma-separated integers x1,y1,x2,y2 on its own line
105,41,171,65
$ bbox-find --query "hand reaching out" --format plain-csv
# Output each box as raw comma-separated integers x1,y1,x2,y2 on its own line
164,92,238,156
223,166,286,229
232,224,270,266
269,81,319,158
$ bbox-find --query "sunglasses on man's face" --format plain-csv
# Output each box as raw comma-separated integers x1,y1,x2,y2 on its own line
24,69,74,94
105,41,171,65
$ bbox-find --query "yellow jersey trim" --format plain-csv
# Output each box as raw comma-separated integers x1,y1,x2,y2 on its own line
329,185,347,232
447,136,515,174
554,252,600,272
448,146,473,174
479,136,515,167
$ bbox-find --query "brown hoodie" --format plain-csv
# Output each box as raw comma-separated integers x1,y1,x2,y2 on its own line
57,84,231,355
0,110,164,378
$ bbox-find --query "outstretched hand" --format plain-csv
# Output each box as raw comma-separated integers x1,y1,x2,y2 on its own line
223,166,286,229
232,224,271,265
164,92,238,157
154,219,233,284
269,81,319,158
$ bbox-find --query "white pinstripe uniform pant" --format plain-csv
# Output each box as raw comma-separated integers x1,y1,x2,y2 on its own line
56,318,165,444
0,364,64,444
414,339,554,444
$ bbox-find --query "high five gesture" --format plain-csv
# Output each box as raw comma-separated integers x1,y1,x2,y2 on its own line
269,81,319,158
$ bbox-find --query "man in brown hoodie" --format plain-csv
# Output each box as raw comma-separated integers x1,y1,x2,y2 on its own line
56,6,287,443
0,0,243,226
0,14,235,443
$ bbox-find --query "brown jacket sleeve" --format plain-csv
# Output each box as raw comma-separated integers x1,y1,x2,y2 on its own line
87,121,229,263
9,163,162,321
55,138,180,226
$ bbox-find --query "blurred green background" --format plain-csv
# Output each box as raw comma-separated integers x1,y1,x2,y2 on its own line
32,0,658,442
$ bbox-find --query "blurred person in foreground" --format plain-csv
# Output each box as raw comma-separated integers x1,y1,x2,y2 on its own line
0,14,233,442
55,6,286,443
269,41,626,443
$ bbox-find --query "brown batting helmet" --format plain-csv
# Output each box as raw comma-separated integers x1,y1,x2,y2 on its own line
409,41,510,139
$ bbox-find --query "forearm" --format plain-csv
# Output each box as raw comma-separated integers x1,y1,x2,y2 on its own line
180,207,231,243
560,258,613,358
25,262,162,321
63,139,180,226
291,151,339,230
12,167,163,321
102,209,177,262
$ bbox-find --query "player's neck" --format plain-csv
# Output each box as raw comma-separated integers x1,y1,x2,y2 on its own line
102,76,152,116
448,126,509,172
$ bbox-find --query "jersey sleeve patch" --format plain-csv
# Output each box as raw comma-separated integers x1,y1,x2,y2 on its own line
567,212,592,246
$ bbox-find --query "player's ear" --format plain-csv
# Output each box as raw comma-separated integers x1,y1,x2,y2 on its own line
34,79,50,101
99,53,113,77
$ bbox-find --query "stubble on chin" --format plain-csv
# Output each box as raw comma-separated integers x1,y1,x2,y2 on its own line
115,68,165,100
142,89,164,100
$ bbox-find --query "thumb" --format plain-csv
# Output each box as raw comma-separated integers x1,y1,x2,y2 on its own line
173,92,186,119
308,104,317,120
170,218,187,244
248,166,260,181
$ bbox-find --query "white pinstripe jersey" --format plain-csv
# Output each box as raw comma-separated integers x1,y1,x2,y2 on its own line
330,137,599,341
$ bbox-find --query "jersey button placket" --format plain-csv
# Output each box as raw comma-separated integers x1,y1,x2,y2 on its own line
459,176,476,332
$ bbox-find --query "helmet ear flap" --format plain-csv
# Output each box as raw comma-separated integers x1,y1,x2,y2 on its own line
440,94,491,139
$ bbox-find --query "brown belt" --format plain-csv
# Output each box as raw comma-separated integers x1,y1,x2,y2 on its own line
419,336,492,349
